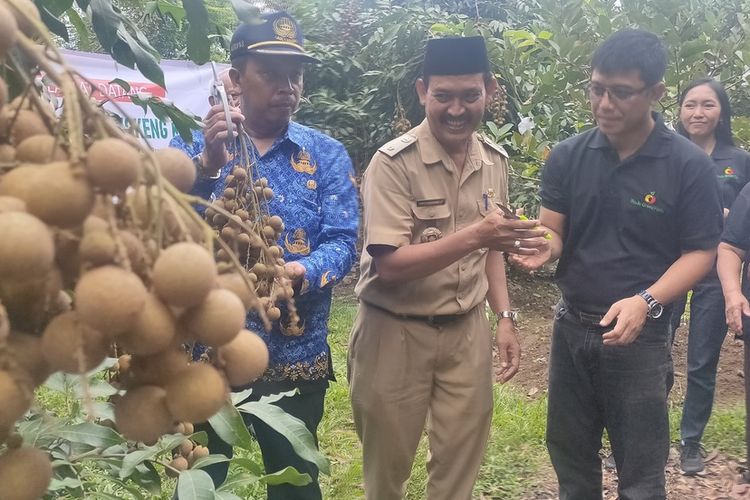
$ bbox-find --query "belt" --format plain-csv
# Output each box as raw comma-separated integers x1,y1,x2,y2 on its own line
363,301,469,327
563,302,607,325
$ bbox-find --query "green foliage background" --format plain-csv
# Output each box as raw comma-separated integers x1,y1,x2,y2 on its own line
40,0,750,212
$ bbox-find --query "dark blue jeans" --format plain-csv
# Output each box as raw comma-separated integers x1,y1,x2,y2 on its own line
547,301,672,500
669,279,728,444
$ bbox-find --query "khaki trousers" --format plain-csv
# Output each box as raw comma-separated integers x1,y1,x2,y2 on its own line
348,302,494,500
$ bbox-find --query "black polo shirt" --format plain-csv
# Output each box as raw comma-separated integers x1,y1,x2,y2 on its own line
540,113,723,311
711,142,750,209
722,182,750,299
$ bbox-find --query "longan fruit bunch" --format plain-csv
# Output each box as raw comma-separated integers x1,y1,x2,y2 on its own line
488,84,508,126
0,0,277,492
391,103,412,136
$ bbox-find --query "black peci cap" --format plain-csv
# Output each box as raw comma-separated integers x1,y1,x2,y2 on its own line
230,11,319,63
422,36,490,78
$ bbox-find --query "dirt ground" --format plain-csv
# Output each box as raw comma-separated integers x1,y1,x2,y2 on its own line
502,268,750,500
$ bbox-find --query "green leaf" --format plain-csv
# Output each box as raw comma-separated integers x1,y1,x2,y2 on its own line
190,430,208,446
177,469,216,500
58,422,124,448
89,0,121,51
118,28,166,88
119,433,186,478
156,0,186,24
229,0,261,25
230,388,254,405
17,416,64,448
41,0,75,16
48,476,83,491
191,453,230,470
237,400,330,474
230,457,264,476
129,461,163,495
66,8,91,52
183,0,211,64
217,472,261,492
39,4,69,40
215,493,243,500
537,30,553,40
208,402,255,450
86,493,124,500
260,466,312,486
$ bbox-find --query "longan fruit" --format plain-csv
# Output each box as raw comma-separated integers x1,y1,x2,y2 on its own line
114,385,174,445
152,242,217,307
75,266,147,336
153,147,196,193
86,138,142,193
0,447,52,500
164,364,227,423
218,329,269,386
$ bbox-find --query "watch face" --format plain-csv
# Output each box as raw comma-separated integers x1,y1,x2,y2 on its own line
650,304,664,319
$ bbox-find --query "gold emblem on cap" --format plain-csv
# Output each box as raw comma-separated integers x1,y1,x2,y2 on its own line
420,227,443,243
291,150,317,175
284,228,311,255
273,17,297,42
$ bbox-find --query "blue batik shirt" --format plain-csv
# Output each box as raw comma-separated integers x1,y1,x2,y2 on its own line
169,122,359,388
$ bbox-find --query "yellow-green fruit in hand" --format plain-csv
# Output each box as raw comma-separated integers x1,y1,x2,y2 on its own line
519,214,553,240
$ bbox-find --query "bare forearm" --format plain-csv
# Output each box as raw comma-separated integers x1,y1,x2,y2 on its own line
485,250,510,314
372,226,481,283
717,243,745,296
648,248,716,304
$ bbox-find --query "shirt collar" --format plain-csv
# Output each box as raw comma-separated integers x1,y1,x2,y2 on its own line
711,141,736,161
588,112,671,159
414,119,486,172
286,121,308,148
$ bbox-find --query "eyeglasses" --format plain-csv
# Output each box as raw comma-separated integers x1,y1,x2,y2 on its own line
586,82,650,102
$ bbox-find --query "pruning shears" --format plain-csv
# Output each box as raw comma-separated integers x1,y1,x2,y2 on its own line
495,202,521,220
211,62,235,146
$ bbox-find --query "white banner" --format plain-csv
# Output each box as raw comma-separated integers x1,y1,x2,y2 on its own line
45,49,228,149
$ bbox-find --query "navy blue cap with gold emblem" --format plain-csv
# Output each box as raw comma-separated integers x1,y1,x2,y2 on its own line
230,11,319,63
422,36,490,78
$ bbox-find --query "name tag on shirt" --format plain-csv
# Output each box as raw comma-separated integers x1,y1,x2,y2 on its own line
416,198,446,207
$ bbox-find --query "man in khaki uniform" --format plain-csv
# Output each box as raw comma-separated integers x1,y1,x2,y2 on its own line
349,36,549,500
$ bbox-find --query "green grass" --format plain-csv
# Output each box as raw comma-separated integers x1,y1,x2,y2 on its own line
34,298,747,499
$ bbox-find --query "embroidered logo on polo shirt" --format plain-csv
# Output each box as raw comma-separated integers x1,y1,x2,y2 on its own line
720,166,737,179
630,191,664,213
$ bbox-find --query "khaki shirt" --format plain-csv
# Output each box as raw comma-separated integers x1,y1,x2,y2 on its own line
355,119,509,315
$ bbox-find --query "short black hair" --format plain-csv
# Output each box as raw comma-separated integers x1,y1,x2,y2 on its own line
676,77,735,146
591,29,667,87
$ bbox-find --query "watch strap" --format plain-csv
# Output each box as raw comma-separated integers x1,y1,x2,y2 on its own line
637,290,663,319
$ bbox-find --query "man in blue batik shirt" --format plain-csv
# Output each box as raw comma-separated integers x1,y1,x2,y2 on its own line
169,11,358,500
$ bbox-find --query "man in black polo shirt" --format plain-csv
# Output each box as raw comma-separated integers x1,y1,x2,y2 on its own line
512,30,723,499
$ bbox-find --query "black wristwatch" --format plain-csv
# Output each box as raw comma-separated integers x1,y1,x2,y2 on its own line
192,153,221,180
637,290,664,319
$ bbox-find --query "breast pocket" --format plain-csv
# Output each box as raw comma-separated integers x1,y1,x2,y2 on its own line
411,204,452,243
